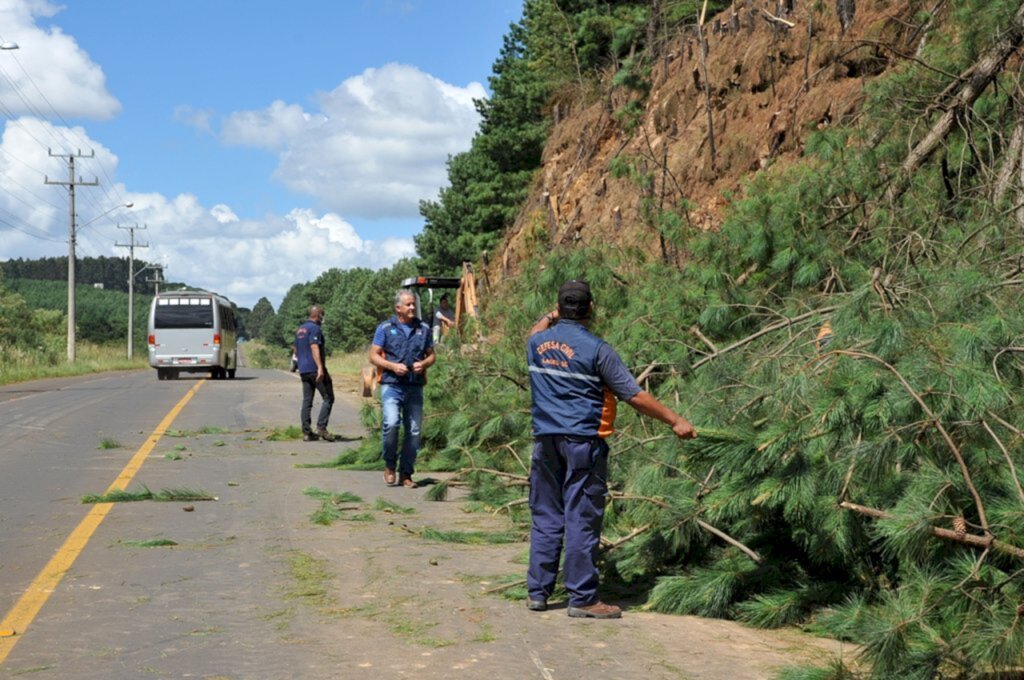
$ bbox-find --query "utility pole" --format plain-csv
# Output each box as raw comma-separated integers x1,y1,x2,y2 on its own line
116,223,148,360
45,149,98,362
147,265,165,295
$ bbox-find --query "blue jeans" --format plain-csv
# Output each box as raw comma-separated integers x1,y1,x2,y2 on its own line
380,384,424,476
527,435,609,607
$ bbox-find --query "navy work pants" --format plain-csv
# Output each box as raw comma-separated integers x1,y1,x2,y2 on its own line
300,372,334,434
527,435,609,608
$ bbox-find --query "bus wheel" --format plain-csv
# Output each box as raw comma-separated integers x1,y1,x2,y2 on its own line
157,369,166,380
228,369,236,379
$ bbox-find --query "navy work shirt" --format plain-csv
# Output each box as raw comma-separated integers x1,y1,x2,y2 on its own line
295,320,325,375
372,316,433,386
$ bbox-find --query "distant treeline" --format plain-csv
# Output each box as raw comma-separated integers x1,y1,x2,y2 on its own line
5,278,152,348
0,256,171,295
245,258,420,354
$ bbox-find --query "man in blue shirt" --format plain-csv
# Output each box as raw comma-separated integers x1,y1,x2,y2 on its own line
295,305,336,442
369,288,436,488
526,280,697,619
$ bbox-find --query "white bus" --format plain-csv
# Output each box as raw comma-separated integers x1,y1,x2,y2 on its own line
147,291,238,380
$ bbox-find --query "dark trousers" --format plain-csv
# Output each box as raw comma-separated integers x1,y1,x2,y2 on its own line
300,372,334,433
527,435,609,607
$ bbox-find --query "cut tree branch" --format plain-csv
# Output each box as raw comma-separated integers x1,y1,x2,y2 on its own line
692,307,837,370
882,3,1024,205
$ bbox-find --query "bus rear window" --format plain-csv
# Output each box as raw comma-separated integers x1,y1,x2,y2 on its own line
155,298,214,329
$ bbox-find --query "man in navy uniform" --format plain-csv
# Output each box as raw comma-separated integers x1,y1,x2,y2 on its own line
295,305,336,442
526,280,697,618
369,288,436,488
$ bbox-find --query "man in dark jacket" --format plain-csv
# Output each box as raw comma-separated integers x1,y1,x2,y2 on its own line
295,305,336,442
369,288,436,488
526,280,697,619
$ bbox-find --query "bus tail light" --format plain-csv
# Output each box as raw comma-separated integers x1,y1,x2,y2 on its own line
148,334,155,345
213,333,221,345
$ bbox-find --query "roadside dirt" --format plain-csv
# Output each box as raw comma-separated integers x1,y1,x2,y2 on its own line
230,371,852,679
0,369,851,679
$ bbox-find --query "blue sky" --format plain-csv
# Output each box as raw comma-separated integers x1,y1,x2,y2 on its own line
0,0,521,307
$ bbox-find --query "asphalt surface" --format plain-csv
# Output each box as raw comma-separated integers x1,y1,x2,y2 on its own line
0,368,850,680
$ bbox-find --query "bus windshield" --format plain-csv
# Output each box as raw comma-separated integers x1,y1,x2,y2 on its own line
155,299,214,329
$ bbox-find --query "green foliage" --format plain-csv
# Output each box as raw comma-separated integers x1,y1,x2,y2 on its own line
5,278,151,349
394,2,1024,676
0,255,162,295
81,486,214,503
255,258,421,351
246,297,276,340
303,487,365,526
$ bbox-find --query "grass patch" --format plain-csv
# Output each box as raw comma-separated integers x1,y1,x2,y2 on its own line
304,487,364,525
166,425,229,437
283,550,335,610
373,497,416,515
346,512,376,522
266,425,303,441
472,623,497,643
82,486,216,503
98,438,121,450
295,450,377,469
213,440,226,447
164,452,183,461
420,528,525,544
0,340,147,387
120,538,178,548
173,444,187,451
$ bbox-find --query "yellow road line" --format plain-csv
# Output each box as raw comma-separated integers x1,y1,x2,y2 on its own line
0,379,206,665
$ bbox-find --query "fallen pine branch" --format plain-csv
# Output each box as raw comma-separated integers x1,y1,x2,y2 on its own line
839,501,1024,560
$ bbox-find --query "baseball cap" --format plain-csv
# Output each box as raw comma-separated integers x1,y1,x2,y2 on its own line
557,280,592,319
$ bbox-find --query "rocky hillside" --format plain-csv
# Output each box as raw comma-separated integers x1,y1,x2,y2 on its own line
496,0,935,275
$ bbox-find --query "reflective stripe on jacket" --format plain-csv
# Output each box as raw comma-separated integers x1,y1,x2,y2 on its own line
527,320,617,438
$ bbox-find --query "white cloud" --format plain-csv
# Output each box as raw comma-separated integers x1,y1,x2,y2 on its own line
0,0,120,119
210,204,238,224
142,207,416,307
0,117,415,308
220,63,485,219
173,105,215,135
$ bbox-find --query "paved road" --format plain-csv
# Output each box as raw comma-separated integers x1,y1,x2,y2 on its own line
0,367,361,678
0,368,848,680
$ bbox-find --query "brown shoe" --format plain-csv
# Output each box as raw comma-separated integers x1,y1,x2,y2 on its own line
399,474,416,488
567,601,622,619
383,468,397,486
316,428,336,442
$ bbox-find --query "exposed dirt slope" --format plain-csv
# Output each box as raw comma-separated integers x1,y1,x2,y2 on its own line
494,0,930,276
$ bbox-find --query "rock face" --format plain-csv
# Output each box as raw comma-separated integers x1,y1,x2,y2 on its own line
493,0,917,278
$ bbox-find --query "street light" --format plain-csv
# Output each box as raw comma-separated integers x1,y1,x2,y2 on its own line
64,201,134,362
0,42,19,50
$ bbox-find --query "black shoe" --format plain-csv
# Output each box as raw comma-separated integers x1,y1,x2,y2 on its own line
527,599,548,612
302,432,319,442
